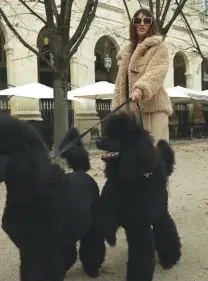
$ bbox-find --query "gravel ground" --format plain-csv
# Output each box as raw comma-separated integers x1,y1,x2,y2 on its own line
1,142,208,281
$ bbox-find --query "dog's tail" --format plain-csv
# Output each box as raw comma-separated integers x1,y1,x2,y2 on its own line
157,140,175,176
59,128,90,172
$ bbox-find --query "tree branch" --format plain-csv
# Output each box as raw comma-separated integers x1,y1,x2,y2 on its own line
68,0,98,58
162,0,187,35
160,0,165,17
65,0,98,55
175,0,205,59
50,0,59,22
156,0,161,26
149,0,153,13
123,0,131,22
138,0,142,8
63,0,74,44
0,7,56,71
44,0,55,33
160,0,171,28
18,0,47,25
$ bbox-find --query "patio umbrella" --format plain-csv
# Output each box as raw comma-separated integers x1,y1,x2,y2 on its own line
166,86,199,103
191,89,208,103
67,81,114,100
0,83,82,101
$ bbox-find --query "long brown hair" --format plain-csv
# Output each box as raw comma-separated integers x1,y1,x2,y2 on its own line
130,8,160,51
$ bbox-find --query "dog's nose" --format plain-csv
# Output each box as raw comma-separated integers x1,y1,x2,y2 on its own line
96,140,101,149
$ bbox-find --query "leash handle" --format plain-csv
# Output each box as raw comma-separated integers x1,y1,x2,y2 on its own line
126,75,144,129
136,102,144,129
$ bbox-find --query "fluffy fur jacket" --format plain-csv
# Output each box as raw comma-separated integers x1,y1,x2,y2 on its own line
112,35,173,116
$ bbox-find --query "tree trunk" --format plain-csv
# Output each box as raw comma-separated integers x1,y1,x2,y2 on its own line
53,76,69,154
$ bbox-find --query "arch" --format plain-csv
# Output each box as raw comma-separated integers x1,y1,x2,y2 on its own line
37,26,53,87
0,21,9,45
173,52,187,87
201,58,208,90
0,27,7,90
94,35,118,83
173,51,190,72
92,34,120,54
94,35,118,136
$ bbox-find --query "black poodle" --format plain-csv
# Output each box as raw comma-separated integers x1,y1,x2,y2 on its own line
0,116,104,281
94,112,181,281
59,127,106,277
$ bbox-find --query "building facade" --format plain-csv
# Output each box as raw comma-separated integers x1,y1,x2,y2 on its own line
0,0,208,142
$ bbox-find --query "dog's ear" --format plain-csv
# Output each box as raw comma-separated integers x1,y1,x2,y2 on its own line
6,147,48,203
118,136,158,184
59,127,90,172
59,128,83,151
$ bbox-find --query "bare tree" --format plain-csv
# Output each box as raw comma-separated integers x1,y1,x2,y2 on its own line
0,0,98,152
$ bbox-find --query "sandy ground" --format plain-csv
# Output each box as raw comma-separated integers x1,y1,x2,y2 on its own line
1,142,208,281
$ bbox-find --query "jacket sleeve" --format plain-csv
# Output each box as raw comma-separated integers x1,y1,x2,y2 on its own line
111,84,120,110
111,43,133,110
132,43,169,101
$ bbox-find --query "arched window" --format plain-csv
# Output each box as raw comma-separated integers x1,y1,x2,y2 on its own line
37,28,53,87
94,36,118,83
174,53,186,87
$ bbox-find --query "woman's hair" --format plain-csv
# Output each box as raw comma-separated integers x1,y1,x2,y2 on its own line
130,8,160,51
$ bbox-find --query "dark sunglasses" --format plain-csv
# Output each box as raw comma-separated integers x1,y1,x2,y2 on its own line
133,17,152,25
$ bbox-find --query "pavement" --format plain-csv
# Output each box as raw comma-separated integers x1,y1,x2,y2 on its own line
1,141,208,281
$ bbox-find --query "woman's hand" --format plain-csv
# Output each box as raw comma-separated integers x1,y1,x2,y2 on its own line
130,89,142,102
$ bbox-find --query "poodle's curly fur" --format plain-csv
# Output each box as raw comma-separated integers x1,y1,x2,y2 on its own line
0,116,104,281
94,112,181,281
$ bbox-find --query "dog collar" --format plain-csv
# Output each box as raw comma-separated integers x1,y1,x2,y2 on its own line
142,172,152,178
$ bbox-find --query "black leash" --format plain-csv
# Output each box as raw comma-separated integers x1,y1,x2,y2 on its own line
136,102,144,129
52,97,144,160
55,99,129,159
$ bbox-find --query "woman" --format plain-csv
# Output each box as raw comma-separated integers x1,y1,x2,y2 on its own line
112,8,173,143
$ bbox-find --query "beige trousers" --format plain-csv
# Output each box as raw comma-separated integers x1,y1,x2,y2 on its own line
141,112,169,144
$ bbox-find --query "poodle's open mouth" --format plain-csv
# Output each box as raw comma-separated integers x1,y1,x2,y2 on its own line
101,152,119,161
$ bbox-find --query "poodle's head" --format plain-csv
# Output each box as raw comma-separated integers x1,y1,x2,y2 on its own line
59,127,90,172
0,116,49,203
96,112,158,183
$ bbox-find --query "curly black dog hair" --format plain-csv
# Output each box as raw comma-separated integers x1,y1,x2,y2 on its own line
59,127,90,172
94,112,181,281
97,112,175,182
0,116,49,203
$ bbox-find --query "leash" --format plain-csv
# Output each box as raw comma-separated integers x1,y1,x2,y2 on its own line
54,99,129,159
52,98,144,160
136,102,144,129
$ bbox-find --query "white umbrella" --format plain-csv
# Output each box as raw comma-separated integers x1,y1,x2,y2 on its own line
67,81,114,99
166,86,199,103
192,89,208,102
0,83,82,101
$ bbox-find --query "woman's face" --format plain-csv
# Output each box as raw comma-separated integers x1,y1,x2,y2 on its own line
134,12,152,37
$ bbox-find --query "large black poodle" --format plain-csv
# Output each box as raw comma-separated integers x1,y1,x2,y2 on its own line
94,112,181,281
0,116,104,281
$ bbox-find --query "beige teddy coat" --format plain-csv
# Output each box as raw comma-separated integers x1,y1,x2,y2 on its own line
112,35,173,116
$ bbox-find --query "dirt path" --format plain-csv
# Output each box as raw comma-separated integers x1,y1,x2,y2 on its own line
1,142,208,281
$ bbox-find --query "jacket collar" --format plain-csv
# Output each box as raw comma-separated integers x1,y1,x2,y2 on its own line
117,35,164,60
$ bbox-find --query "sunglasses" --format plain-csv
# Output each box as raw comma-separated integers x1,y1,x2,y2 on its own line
133,17,152,25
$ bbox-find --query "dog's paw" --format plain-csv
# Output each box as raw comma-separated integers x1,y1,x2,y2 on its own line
160,257,180,270
84,267,99,278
